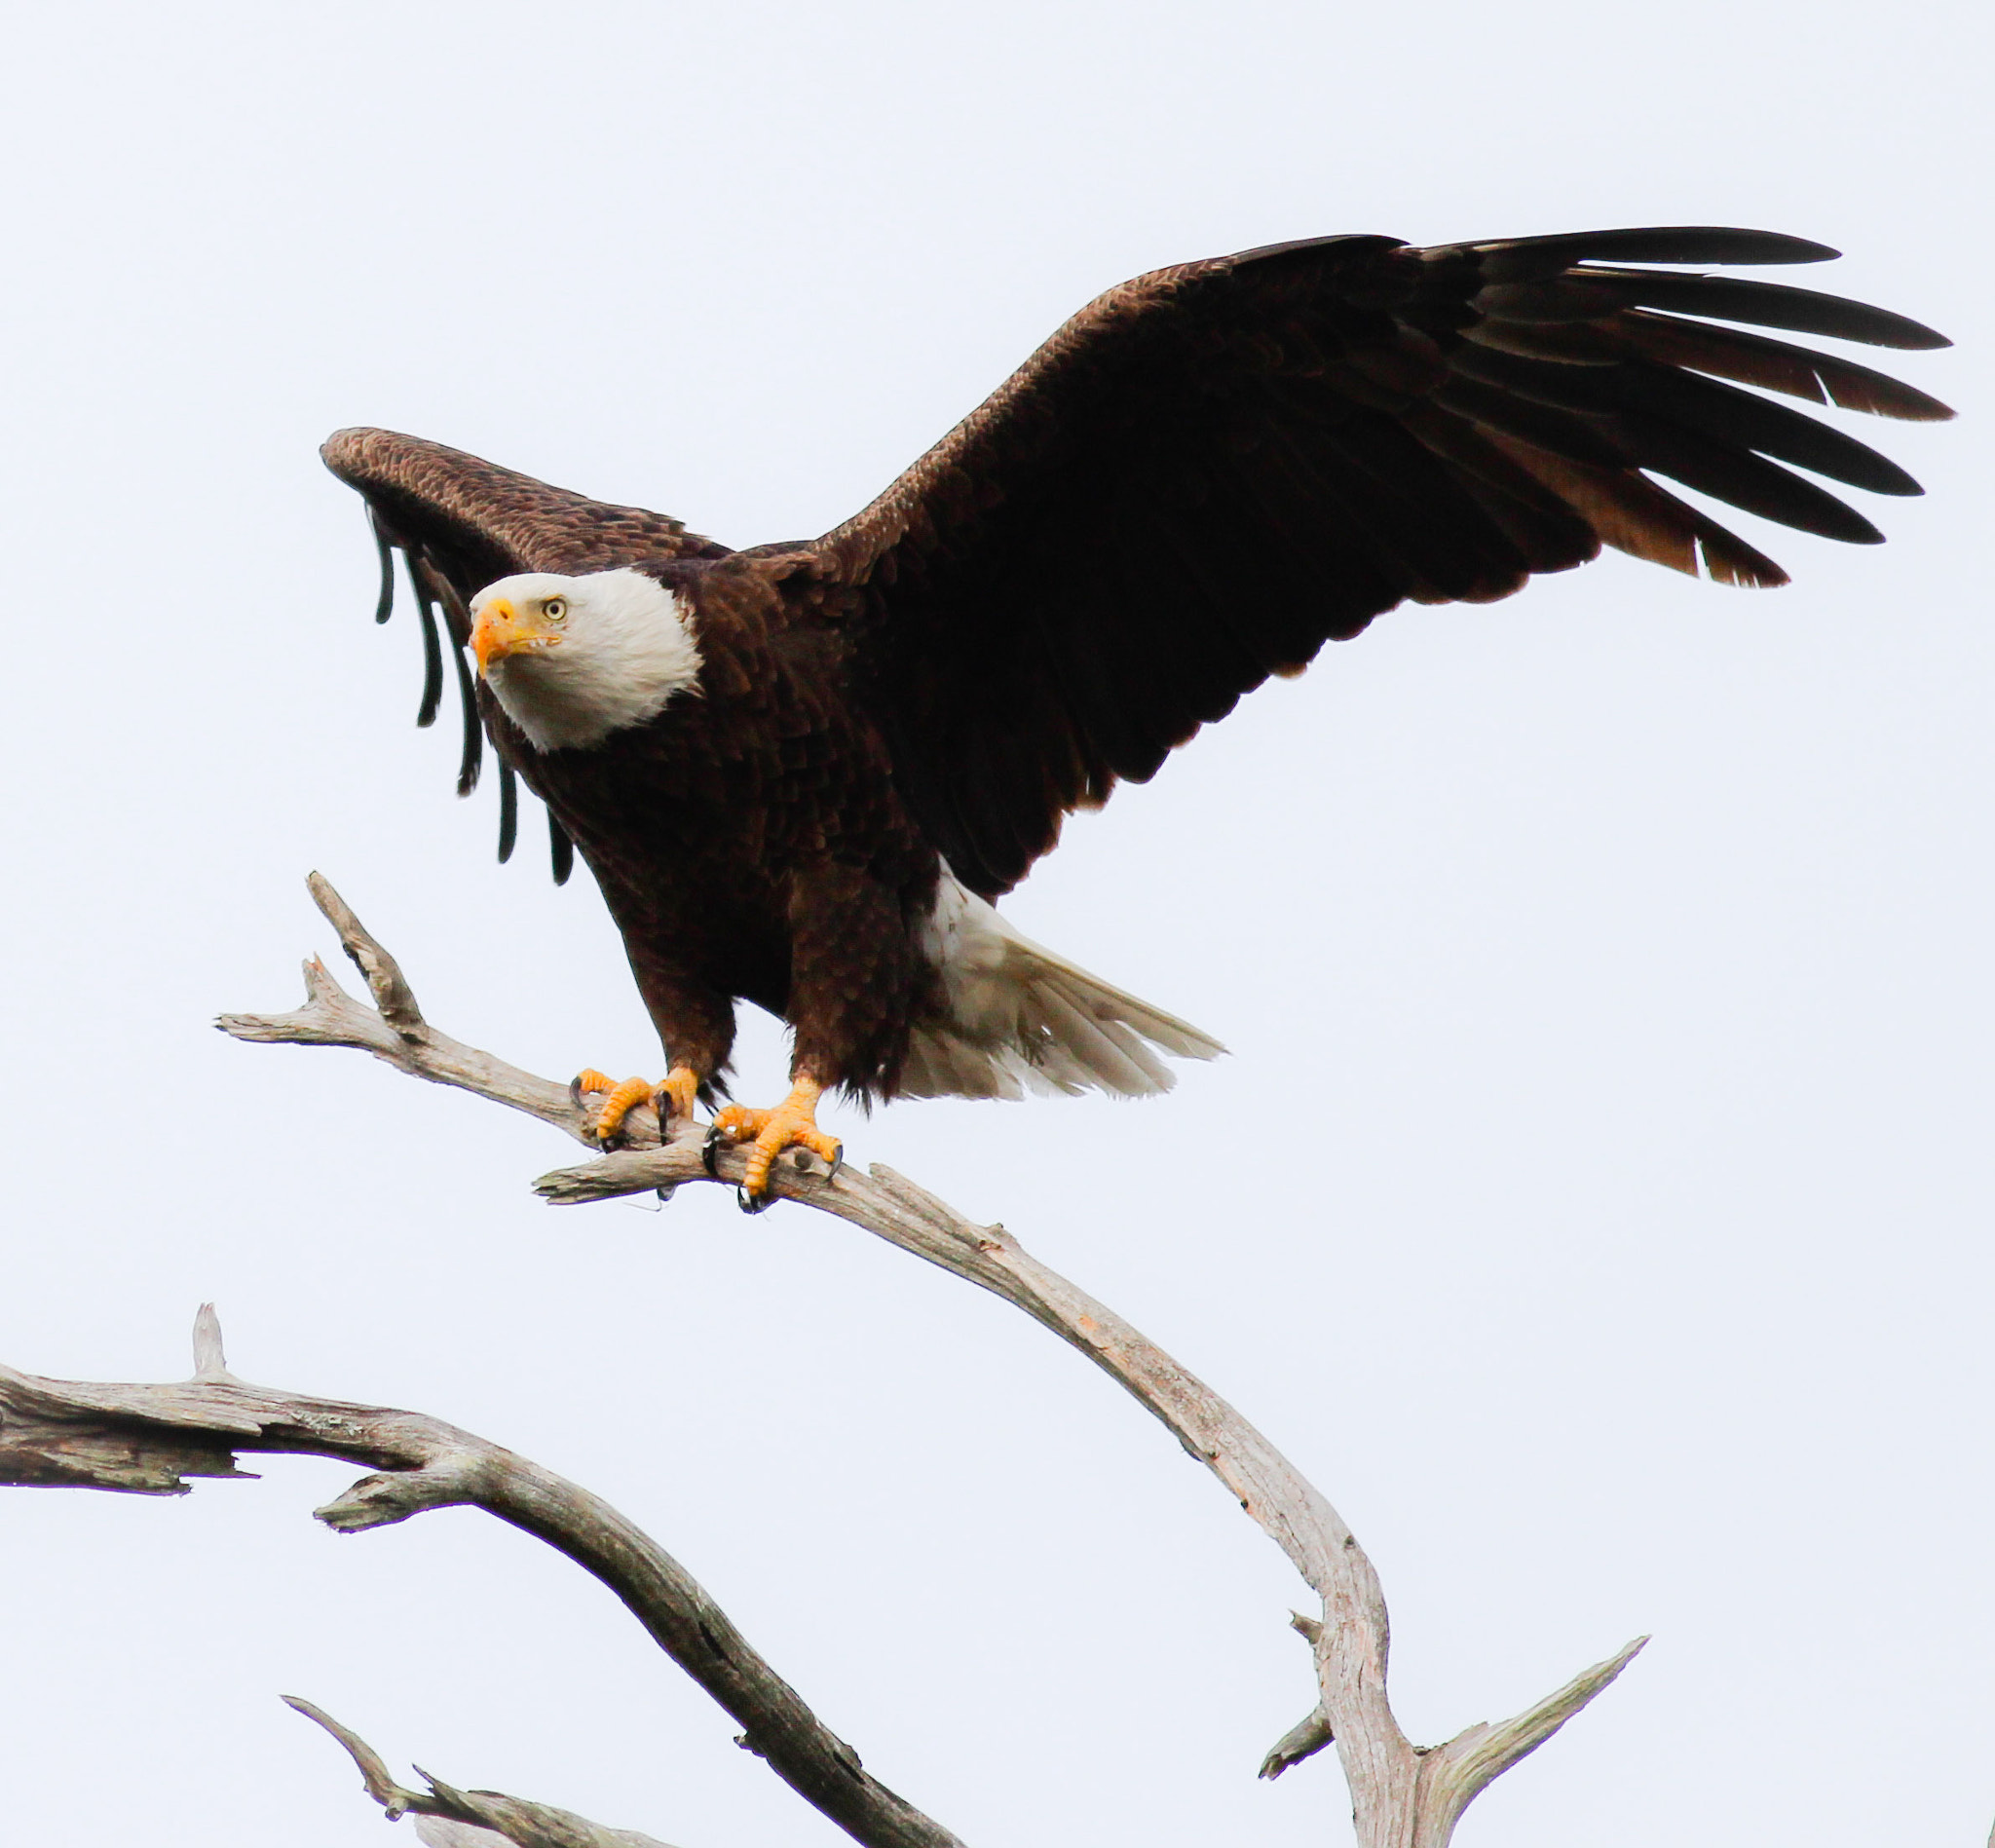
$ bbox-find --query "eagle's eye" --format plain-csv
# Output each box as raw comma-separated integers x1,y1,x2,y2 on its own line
543,596,569,623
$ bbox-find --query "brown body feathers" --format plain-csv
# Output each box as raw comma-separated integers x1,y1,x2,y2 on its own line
323,224,1949,1100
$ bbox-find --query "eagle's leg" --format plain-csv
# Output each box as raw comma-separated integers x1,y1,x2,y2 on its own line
708,1075,843,1207
574,1066,701,1146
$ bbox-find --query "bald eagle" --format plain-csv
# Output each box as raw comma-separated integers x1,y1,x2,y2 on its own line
325,225,1949,1203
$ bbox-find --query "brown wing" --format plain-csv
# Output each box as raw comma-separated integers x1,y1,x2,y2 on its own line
320,428,731,881
767,227,1951,899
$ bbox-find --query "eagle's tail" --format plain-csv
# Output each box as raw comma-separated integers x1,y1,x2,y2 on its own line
899,877,1225,1102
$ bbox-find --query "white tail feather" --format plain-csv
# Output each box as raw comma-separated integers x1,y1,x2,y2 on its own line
901,875,1225,1102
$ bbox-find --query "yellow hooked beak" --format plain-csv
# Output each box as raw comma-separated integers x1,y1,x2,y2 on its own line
471,597,560,675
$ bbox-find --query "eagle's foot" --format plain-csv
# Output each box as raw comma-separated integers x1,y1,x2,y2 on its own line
706,1076,843,1209
573,1066,700,1148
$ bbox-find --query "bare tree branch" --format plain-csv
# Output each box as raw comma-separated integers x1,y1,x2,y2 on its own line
0,1309,963,1848
306,870,426,1034
1259,1706,1335,1781
211,874,1647,1847
285,1697,679,1848
216,871,589,1145
1415,1635,1648,1835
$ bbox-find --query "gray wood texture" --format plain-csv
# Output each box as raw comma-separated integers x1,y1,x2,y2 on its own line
10,870,1644,1846
287,1697,680,1848
0,1307,961,1848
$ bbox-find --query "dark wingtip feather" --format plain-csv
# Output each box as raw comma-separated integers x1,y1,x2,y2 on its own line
1637,425,1889,545
1583,268,1951,351
1619,312,1956,423
449,631,482,797
497,761,518,863
369,512,396,623
1473,226,1840,281
399,549,446,728
1826,376,1955,422
414,596,444,729
549,815,575,886
1695,522,1790,588
404,552,486,795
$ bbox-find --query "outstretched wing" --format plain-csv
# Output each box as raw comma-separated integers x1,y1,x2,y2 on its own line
320,429,730,881
768,227,1950,899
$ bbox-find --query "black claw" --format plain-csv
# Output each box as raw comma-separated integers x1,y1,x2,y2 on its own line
827,1142,845,1182
702,1124,725,1179
736,1185,776,1216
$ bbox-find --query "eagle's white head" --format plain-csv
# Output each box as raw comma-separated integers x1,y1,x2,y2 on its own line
469,568,701,752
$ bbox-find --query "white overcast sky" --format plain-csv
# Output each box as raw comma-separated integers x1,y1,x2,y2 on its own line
0,3,1987,1846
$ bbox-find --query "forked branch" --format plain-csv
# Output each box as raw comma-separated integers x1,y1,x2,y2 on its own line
207,875,1647,1848
285,1696,678,1848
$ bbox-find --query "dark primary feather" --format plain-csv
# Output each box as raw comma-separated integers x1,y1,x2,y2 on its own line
1465,226,1841,275
496,758,519,864
369,509,396,623
1448,341,1920,495
1613,313,1952,421
411,564,445,728
1566,268,1949,349
449,630,481,798
399,552,485,796
418,561,485,796
396,547,448,732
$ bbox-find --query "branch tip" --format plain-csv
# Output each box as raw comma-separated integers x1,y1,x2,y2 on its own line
314,1469,438,1533
1260,1707,1334,1780
308,871,425,1033
284,1695,413,1811
414,1764,462,1803
192,1302,228,1380
1429,1633,1651,1821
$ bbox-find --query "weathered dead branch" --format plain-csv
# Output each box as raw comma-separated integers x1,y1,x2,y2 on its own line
208,874,1646,1847
0,1307,963,1848
286,1697,678,1848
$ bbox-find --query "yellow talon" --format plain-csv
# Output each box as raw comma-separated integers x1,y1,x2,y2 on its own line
714,1075,843,1199
575,1065,701,1145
